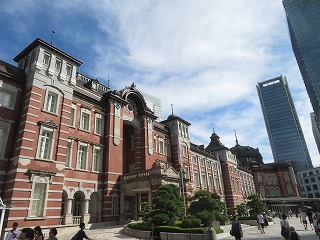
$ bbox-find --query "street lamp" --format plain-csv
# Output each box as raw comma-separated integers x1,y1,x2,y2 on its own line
0,197,11,237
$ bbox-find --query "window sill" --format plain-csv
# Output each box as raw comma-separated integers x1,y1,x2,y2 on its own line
75,168,89,172
42,109,59,116
34,157,54,163
69,125,76,129
78,128,91,133
0,105,15,110
93,132,103,136
25,216,46,221
91,170,101,174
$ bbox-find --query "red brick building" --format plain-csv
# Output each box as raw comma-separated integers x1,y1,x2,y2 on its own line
0,38,296,235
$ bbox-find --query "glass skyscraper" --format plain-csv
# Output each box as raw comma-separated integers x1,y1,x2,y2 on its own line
257,76,313,171
283,0,320,145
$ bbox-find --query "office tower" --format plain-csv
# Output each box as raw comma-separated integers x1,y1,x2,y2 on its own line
283,0,320,144
257,76,313,171
140,90,163,122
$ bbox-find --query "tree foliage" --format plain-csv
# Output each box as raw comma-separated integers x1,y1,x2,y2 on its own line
246,194,267,217
148,184,184,225
236,203,248,217
188,190,228,226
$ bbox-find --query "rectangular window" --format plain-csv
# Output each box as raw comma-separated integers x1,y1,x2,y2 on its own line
208,161,211,169
43,52,51,65
201,174,207,188
214,176,219,190
45,92,58,113
30,183,47,217
194,171,200,186
66,142,72,167
94,115,102,134
193,156,197,165
66,64,73,76
158,138,164,154
77,145,88,169
153,137,157,152
55,58,62,71
81,112,90,131
208,175,213,189
0,90,12,108
70,107,76,126
182,144,188,157
38,130,53,159
201,158,205,167
92,147,101,172
0,128,4,154
112,196,119,215
166,141,171,156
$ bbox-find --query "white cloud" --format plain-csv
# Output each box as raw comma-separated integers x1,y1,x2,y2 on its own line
1,0,319,167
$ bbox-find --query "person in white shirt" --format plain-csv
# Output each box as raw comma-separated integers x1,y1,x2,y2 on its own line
257,213,265,234
300,209,308,230
5,222,20,240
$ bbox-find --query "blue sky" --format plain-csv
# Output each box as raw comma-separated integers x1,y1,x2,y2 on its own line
1,0,319,166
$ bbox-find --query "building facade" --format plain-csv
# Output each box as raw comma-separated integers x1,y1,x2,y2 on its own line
0,38,257,234
282,0,320,150
296,166,320,198
256,76,313,171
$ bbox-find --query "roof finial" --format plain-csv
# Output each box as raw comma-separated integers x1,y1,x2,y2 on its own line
212,124,215,133
171,104,174,115
108,73,110,88
51,30,55,45
234,130,238,144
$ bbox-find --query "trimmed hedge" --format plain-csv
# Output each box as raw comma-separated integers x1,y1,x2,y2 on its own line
127,222,223,234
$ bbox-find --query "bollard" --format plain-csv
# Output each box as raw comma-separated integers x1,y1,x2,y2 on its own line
209,228,217,240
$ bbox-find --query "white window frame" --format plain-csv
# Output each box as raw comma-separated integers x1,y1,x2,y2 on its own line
43,52,51,65
70,104,76,127
66,64,73,76
200,158,205,167
80,108,91,132
92,145,102,172
201,173,207,188
153,136,157,152
55,58,62,71
28,172,53,218
36,125,56,160
166,141,171,156
0,82,19,110
77,142,88,170
208,175,213,189
112,195,119,215
194,171,200,186
182,144,188,157
94,113,103,135
158,138,164,154
44,91,59,114
0,121,11,158
66,140,73,167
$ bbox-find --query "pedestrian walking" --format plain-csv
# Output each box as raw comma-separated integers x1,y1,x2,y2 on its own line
18,228,34,240
314,212,320,240
263,212,269,227
47,228,58,240
280,214,290,240
306,209,314,230
33,226,44,240
5,222,20,240
257,213,265,234
300,209,308,230
289,226,300,240
71,222,92,240
230,216,243,240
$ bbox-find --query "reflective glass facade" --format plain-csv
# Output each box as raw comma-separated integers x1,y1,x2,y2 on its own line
283,0,320,129
257,76,313,171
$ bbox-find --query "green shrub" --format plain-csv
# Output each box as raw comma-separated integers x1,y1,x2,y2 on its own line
181,217,201,228
150,213,171,226
196,211,214,227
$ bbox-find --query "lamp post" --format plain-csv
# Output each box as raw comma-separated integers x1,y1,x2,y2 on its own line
0,197,11,238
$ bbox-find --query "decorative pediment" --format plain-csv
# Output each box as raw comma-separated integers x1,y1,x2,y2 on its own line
28,169,57,184
38,120,58,129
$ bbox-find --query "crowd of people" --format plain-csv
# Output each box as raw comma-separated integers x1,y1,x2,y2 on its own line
230,208,320,240
4,222,92,240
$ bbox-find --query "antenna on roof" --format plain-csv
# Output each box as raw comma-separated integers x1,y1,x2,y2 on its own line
108,73,110,88
234,130,238,144
171,104,174,115
51,31,55,45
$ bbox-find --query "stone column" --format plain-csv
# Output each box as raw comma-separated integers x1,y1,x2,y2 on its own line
82,199,90,224
63,198,73,225
119,192,125,224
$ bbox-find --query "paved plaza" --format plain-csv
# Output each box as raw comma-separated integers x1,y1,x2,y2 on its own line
58,216,320,240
